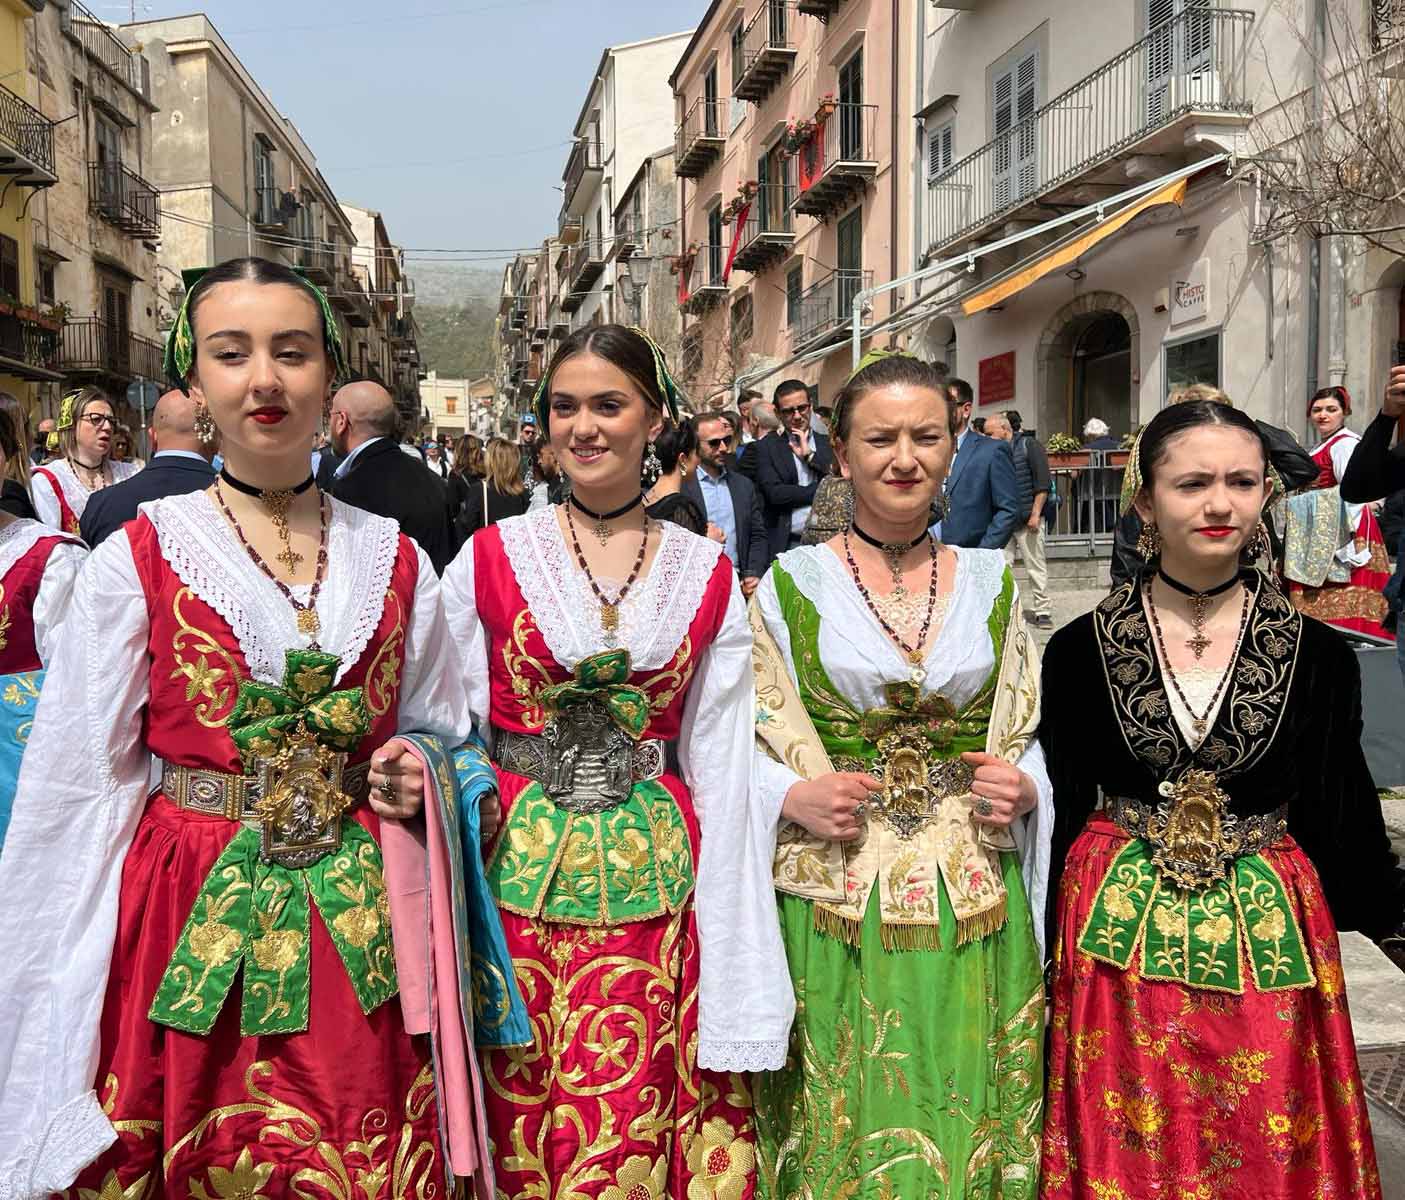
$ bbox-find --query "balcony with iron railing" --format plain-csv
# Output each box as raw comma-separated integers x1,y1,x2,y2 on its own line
924,8,1253,256
253,185,297,230
796,0,844,20
793,267,871,348
733,184,795,273
561,237,606,313
615,208,645,260
294,239,336,284
562,139,604,216
0,81,57,187
58,317,163,383
62,0,147,97
330,271,372,327
679,244,728,315
89,161,159,241
675,98,726,178
548,301,569,338
735,1,797,104
789,102,878,219
0,306,61,382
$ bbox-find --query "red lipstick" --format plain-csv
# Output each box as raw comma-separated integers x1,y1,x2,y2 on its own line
250,407,287,425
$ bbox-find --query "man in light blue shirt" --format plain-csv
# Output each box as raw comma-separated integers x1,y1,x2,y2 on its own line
684,413,770,594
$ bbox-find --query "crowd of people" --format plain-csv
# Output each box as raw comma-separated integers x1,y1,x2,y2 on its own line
0,256,1400,1200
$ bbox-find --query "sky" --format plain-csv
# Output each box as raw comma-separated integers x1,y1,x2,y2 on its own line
122,0,703,269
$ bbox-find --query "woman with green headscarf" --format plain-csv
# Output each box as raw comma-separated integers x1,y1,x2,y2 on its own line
750,351,1050,1199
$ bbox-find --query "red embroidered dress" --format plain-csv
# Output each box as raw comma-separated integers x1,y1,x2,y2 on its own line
0,492,474,1198
0,519,85,673
442,508,792,1200
33,457,140,534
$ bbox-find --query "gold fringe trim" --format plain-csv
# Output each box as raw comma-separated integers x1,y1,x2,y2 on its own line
812,905,863,948
955,898,1008,947
880,923,943,953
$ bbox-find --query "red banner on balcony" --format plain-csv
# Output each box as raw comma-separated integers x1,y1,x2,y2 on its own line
798,121,826,192
678,259,691,306
723,201,752,282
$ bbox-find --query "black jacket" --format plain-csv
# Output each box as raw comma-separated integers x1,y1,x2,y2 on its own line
325,437,454,573
458,480,529,539
682,467,771,579
80,453,217,548
753,430,834,556
0,478,37,522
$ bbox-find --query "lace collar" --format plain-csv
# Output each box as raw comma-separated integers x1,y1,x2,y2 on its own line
36,458,139,517
0,517,71,580
142,490,400,685
497,504,723,671
1093,572,1301,780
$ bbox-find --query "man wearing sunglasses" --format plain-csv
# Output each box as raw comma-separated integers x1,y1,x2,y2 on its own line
683,413,770,595
754,379,833,556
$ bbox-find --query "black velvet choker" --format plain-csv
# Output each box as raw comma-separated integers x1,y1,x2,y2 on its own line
219,468,315,498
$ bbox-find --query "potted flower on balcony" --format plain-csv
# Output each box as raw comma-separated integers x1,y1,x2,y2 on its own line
35,302,69,332
1045,432,1086,468
782,118,816,156
815,92,838,122
0,292,16,319
741,179,759,199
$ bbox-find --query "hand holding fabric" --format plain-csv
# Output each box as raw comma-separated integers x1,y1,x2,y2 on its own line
369,738,425,820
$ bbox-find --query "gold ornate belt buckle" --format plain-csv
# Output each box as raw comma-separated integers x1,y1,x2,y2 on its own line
869,727,975,840
1144,768,1241,890
252,727,353,868
543,699,634,815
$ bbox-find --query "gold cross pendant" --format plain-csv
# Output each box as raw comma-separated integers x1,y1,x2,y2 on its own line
276,542,304,574
1186,630,1211,659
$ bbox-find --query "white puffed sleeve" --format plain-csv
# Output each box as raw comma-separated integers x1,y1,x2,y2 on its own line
751,568,803,822
0,529,153,1197
440,538,491,735
1328,434,1372,568
1011,737,1053,961
33,540,87,667
682,579,794,1072
30,471,62,531
397,543,474,743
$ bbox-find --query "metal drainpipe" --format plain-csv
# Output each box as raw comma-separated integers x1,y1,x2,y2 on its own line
889,0,900,332
1305,0,1325,406
913,0,927,310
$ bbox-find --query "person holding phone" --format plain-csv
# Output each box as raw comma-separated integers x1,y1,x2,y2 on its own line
755,378,834,556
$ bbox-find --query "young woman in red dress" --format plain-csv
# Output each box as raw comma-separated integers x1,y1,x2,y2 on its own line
0,257,480,1198
442,325,792,1200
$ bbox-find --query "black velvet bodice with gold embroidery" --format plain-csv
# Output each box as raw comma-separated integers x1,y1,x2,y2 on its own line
1040,574,1403,946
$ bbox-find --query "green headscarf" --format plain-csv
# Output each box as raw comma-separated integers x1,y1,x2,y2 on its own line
164,264,350,393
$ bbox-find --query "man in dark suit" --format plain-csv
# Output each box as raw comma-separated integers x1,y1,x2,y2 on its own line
939,377,1019,550
754,379,834,556
324,381,454,572
682,412,770,595
81,390,217,547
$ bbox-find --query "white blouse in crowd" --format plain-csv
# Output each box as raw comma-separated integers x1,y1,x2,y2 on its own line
1318,429,1373,568
0,517,86,666
752,544,1055,956
0,491,474,1199
440,506,795,1074
31,457,141,530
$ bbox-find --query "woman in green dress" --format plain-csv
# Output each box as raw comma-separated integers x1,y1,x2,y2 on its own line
750,353,1050,1199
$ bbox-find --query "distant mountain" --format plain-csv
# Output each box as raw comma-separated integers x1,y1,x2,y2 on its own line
407,261,502,308
417,296,497,380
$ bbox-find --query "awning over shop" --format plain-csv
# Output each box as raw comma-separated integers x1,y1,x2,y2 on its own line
960,177,1189,317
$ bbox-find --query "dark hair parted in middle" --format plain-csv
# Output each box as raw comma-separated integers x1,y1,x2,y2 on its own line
1135,399,1269,491
537,324,673,426
831,354,958,443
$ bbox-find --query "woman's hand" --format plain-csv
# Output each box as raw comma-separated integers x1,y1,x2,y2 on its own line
480,792,503,842
960,751,1038,829
706,521,726,544
368,739,425,821
782,772,881,842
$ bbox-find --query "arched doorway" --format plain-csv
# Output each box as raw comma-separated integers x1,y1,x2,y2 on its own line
1037,291,1139,441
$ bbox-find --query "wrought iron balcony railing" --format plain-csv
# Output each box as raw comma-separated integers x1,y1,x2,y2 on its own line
0,82,57,185
1373,0,1405,52
790,102,878,219
675,98,726,178
733,184,794,273
793,267,871,347
561,237,606,313
89,161,160,240
563,139,603,214
680,244,728,315
735,1,797,104
59,317,163,382
295,239,336,284
924,7,1253,253
63,0,147,96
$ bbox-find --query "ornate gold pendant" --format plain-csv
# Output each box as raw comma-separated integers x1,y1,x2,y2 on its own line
600,603,620,636
592,518,611,545
251,726,352,868
1145,769,1240,889
297,607,321,638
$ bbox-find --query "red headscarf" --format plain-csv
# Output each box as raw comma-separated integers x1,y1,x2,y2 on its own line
1307,384,1351,418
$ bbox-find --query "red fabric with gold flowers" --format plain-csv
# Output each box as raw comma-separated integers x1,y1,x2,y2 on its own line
472,524,759,1200
0,534,76,672
1040,816,1382,1200
63,516,449,1200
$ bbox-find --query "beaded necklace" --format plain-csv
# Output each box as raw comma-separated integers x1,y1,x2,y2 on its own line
843,530,944,687
564,504,649,641
1146,577,1250,740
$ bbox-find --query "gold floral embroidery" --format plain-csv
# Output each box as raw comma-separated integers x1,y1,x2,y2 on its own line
684,1117,753,1200
602,1153,668,1200
637,635,696,712
170,588,243,728
503,609,555,729
75,1172,152,1200
364,590,405,718
190,1146,274,1200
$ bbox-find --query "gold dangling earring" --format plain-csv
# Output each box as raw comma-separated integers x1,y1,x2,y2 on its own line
194,401,217,446
1135,521,1162,561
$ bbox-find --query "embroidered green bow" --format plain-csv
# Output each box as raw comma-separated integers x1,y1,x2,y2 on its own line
227,649,371,764
539,649,651,740
858,683,982,752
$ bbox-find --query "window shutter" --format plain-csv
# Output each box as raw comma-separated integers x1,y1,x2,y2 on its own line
928,121,953,179
992,66,1014,208
1014,51,1039,200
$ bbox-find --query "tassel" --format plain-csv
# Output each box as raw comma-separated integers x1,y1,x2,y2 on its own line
955,899,1008,947
812,905,863,948
880,923,942,953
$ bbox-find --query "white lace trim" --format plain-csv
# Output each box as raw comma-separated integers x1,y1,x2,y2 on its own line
0,518,68,580
697,1038,789,1073
496,506,723,670
35,459,138,521
143,491,399,685
1,1089,114,1198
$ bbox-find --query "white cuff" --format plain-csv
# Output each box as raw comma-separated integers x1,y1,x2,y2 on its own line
1,1090,114,1199
697,1037,789,1073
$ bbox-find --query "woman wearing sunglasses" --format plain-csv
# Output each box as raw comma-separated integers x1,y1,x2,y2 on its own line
32,388,140,534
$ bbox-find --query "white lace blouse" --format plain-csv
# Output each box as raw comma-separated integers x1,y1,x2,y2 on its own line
31,457,141,530
440,506,795,1074
752,544,1055,955
0,491,474,1199
0,518,86,666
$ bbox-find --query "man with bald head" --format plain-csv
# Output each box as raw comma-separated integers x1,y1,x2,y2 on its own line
324,379,453,572
80,390,218,547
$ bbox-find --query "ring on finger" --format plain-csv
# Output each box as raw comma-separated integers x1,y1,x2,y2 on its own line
974,796,995,818
854,802,868,820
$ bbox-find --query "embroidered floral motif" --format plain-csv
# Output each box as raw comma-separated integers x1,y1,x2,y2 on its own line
685,1118,754,1200
190,1146,274,1200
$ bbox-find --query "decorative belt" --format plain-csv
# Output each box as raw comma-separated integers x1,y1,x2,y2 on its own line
161,756,371,869
1106,770,1288,890
495,710,676,816
834,726,976,840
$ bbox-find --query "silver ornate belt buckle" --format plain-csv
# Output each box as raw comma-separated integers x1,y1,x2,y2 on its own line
252,730,351,868
543,700,634,815
1145,769,1239,890
869,727,975,840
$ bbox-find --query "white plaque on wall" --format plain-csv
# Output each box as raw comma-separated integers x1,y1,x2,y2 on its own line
1170,260,1209,327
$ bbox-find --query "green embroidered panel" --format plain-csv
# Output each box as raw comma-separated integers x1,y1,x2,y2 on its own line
486,780,694,925
150,821,397,1036
1077,838,1314,994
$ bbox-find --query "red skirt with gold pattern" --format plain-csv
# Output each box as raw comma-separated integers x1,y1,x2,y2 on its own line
1040,816,1382,1200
